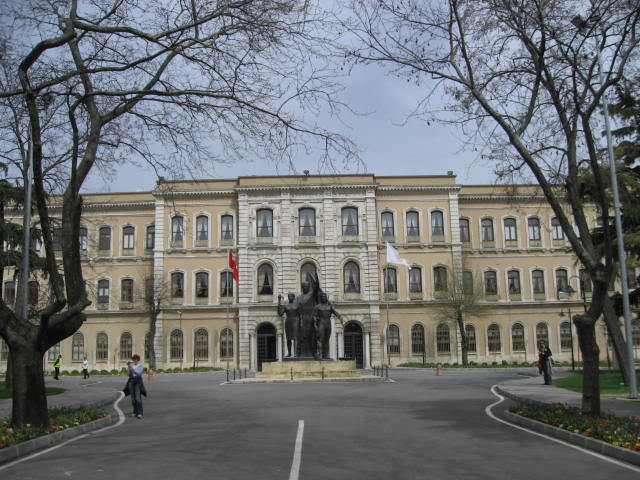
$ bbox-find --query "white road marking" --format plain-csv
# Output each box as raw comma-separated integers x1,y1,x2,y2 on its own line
0,391,126,472
289,419,304,480
487,384,640,473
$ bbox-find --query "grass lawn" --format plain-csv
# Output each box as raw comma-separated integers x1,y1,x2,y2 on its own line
554,371,640,395
0,382,65,399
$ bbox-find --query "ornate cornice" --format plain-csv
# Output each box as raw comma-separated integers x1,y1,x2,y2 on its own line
234,183,377,193
458,193,546,202
153,188,236,199
377,185,460,193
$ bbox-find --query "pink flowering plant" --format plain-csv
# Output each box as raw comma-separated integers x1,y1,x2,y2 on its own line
511,403,640,452
0,406,105,449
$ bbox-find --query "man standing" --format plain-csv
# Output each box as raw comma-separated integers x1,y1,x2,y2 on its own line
53,355,62,380
538,340,553,385
278,293,301,357
313,292,344,360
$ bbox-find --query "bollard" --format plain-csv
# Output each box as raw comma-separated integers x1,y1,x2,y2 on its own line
385,365,389,378
226,368,229,382
436,364,443,376
244,368,247,379
147,369,154,381
322,367,325,380
291,367,293,380
239,368,242,379
233,369,236,380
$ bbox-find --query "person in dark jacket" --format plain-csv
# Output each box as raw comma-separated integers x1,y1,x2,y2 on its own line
126,354,146,418
538,340,553,385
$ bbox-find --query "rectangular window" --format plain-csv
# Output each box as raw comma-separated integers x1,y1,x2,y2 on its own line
409,268,422,293
484,271,497,295
123,226,134,251
221,271,234,298
172,273,184,298
504,218,517,241
508,271,521,294
98,280,109,304
196,272,209,298
481,219,494,242
342,207,358,236
460,219,470,243
406,211,419,237
172,217,184,243
99,227,111,250
79,227,88,251
551,218,564,240
221,215,234,241
196,216,208,242
528,217,541,241
257,210,273,238
3,281,16,306
431,211,444,237
146,225,155,250
463,271,474,295
532,270,545,294
299,208,316,236
381,212,394,238
121,279,134,303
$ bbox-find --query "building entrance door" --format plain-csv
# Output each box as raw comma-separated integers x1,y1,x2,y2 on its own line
343,322,364,368
257,323,277,371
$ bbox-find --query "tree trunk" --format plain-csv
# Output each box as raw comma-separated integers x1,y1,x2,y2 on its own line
574,315,600,416
602,296,631,385
456,312,468,366
11,345,49,428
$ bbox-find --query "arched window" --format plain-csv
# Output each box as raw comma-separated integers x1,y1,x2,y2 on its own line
433,266,448,292
299,208,316,237
195,272,209,299
220,271,234,298
146,225,155,250
560,321,572,350
122,226,135,252
381,211,394,238
28,280,39,305
411,324,425,354
196,215,208,242
72,332,84,361
508,270,521,295
342,207,359,236
220,328,234,358
300,262,317,286
48,343,61,361
465,324,477,353
97,279,110,305
194,328,209,360
536,322,549,345
487,324,501,352
431,210,444,237
555,269,569,294
528,217,541,241
436,323,450,353
406,211,420,237
120,332,133,360
511,323,525,351
3,280,16,306
551,217,564,240
121,278,134,303
79,226,88,251
459,218,470,243
256,209,273,238
481,218,494,242
484,270,497,296
532,269,545,295
258,264,274,295
99,226,111,250
221,215,234,241
503,218,517,242
0,338,8,361
343,262,360,293
170,330,183,361
171,272,184,299
96,333,108,361
384,267,397,294
409,267,422,293
387,324,400,354
171,216,184,244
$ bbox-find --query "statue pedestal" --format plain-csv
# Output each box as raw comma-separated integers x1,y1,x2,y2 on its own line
257,359,359,380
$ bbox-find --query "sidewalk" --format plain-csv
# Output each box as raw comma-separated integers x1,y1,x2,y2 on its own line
0,375,121,421
496,372,640,418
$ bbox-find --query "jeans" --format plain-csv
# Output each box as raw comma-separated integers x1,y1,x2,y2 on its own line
130,380,143,415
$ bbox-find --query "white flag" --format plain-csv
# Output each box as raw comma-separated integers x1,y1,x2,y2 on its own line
386,242,411,269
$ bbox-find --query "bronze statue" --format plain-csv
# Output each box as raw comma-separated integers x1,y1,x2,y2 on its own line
313,292,344,359
277,293,301,357
295,274,321,358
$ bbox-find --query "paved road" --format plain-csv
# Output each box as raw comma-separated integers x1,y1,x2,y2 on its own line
2,369,639,479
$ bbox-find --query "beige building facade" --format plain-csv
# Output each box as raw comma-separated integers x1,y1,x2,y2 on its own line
1,174,630,372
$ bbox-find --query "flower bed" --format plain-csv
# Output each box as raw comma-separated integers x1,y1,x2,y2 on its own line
510,403,640,451
0,406,106,449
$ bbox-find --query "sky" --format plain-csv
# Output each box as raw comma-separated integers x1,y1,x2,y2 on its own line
82,61,497,193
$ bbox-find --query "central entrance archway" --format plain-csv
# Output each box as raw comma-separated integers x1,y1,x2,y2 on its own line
257,322,277,371
343,322,364,368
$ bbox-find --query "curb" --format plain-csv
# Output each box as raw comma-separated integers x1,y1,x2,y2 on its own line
496,385,640,467
226,376,390,384
0,391,120,466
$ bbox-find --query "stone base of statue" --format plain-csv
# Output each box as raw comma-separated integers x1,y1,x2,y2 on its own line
257,359,358,379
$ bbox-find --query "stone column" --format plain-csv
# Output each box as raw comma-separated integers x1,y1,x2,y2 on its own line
277,333,283,361
364,332,371,368
337,332,344,358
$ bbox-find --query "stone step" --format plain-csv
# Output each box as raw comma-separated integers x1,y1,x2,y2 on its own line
257,359,359,379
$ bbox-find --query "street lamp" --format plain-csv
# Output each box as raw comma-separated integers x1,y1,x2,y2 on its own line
558,284,576,371
572,12,637,398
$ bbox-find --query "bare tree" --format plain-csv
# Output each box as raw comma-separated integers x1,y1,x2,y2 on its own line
0,0,357,428
347,0,640,414
432,263,483,366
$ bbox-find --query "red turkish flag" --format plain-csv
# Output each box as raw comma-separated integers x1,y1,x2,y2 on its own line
228,249,239,283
